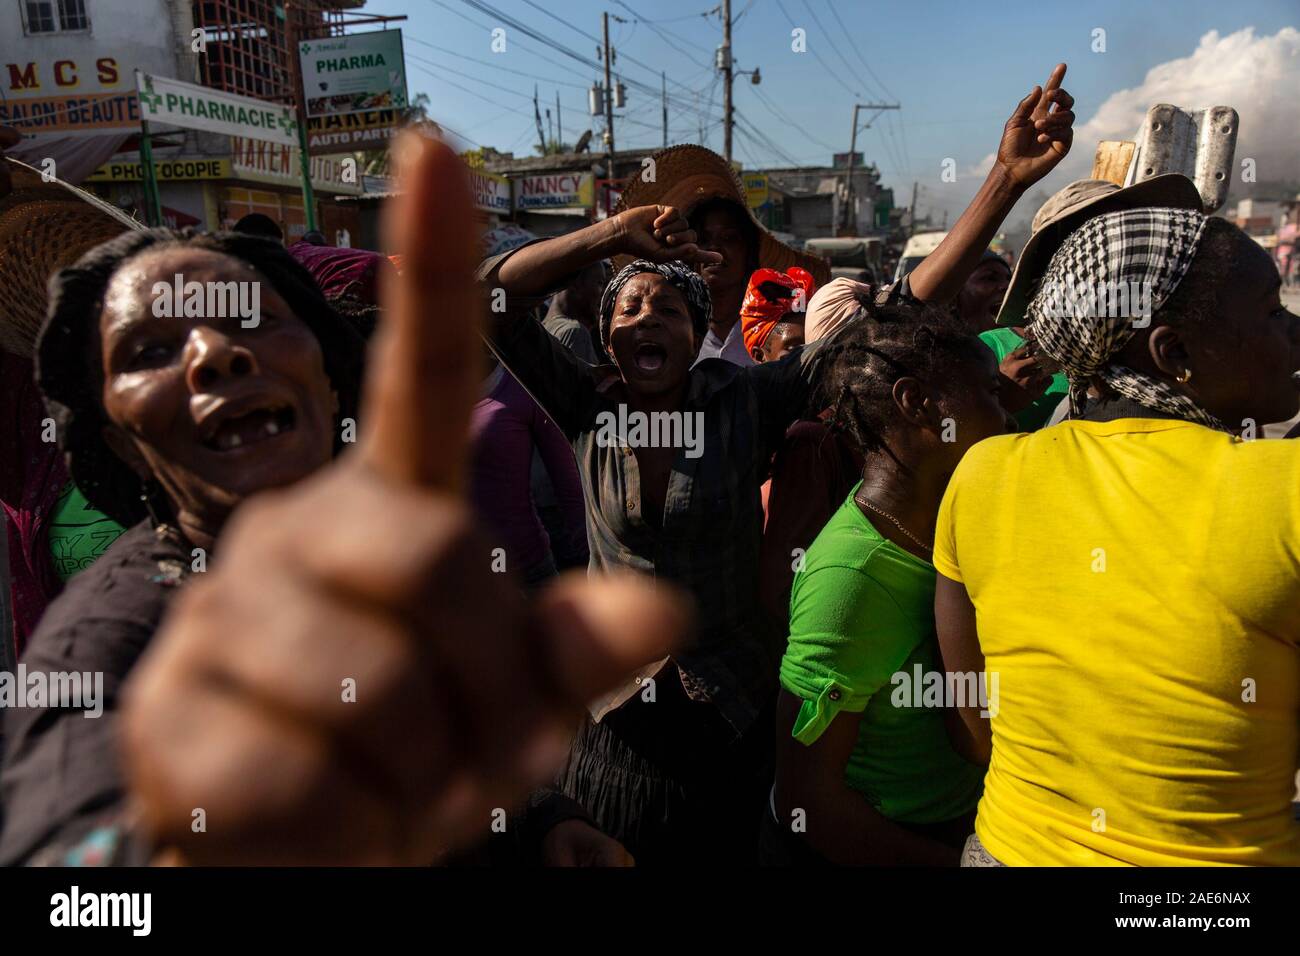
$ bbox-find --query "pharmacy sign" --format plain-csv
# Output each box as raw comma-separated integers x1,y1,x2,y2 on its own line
135,72,299,147
299,30,408,118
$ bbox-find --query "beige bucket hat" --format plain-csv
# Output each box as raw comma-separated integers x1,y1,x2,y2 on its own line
996,173,1203,328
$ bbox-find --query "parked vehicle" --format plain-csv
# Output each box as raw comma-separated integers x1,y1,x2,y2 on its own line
892,231,948,283
804,236,884,284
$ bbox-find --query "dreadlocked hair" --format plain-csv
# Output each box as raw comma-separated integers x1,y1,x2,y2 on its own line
817,293,990,456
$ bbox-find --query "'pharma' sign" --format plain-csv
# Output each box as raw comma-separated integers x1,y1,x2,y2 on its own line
136,72,298,147
300,31,408,119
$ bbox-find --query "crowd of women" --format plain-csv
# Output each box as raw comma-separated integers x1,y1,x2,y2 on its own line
0,61,1297,867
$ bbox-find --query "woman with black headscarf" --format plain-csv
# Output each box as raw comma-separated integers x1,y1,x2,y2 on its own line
0,228,366,864
478,63,1078,863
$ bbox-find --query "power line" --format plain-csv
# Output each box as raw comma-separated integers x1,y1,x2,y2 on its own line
405,36,589,90
407,50,579,142
827,0,898,102
881,109,911,181
427,0,601,88
618,7,720,24
407,52,540,104
404,58,533,121
733,109,801,167
428,0,723,135
500,0,711,104
613,0,716,61
748,83,838,154
801,0,870,98
773,0,860,99
822,0,912,181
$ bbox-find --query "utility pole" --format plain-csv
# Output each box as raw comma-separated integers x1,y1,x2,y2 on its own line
909,180,918,236
721,0,733,161
662,71,668,149
556,90,562,149
841,102,899,236
284,3,318,234
602,12,615,162
533,85,546,154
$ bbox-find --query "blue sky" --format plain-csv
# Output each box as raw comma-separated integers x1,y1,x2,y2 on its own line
361,0,1300,219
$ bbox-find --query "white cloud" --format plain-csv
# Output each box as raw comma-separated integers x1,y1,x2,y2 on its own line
1065,26,1300,187
942,27,1300,228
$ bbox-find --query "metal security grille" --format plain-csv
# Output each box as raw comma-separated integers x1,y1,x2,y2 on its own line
191,0,348,105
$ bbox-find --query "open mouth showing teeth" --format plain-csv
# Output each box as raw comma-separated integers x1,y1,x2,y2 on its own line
633,342,668,373
204,406,296,452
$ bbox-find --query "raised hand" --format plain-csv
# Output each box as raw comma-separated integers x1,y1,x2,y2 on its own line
613,204,723,267
119,132,689,865
997,63,1076,189
997,343,1054,413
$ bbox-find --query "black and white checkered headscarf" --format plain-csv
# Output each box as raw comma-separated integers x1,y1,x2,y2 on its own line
598,259,713,350
1026,207,1224,430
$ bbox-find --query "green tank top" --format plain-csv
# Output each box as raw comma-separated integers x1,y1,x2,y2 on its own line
47,481,126,583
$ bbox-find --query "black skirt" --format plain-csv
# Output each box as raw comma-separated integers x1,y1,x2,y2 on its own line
556,666,774,866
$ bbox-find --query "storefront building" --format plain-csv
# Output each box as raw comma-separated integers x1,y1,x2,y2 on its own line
3,0,385,242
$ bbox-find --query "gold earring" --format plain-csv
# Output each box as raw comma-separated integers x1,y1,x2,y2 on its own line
1176,368,1192,384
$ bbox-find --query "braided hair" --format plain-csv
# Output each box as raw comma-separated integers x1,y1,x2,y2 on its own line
818,292,991,456
37,228,367,527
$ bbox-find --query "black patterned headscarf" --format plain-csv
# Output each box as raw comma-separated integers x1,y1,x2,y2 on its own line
597,259,712,350
1025,207,1223,430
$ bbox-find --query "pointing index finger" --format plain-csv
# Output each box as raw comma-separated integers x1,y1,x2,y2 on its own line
359,132,483,494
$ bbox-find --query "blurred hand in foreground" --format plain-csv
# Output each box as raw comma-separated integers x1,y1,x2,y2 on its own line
120,133,688,865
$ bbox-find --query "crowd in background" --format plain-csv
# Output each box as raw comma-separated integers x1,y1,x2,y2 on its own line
0,62,1298,867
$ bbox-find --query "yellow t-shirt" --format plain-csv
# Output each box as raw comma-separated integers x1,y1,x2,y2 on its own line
934,418,1300,866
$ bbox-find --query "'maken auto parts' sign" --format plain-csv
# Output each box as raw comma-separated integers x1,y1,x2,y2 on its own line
515,173,594,211
306,108,401,156
231,137,362,195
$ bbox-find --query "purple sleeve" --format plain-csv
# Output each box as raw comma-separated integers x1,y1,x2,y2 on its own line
529,394,589,565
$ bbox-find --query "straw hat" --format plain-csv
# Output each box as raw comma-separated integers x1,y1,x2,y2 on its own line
612,144,830,287
0,157,141,357
995,173,1203,328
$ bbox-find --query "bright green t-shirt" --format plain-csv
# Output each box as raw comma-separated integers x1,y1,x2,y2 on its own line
779,485,985,824
47,481,126,583
978,326,1069,432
